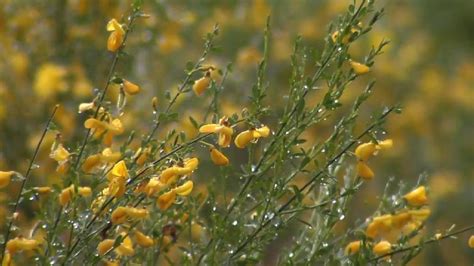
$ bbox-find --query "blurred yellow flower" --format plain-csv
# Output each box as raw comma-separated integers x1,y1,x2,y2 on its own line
192,74,211,96
59,185,75,206
468,235,474,248
350,60,370,75
115,234,135,256
101,148,122,163
403,186,428,206
6,237,39,254
78,186,92,197
111,206,149,224
372,240,391,256
123,79,140,95
173,180,194,196
0,171,14,189
97,239,114,255
33,63,68,99
366,214,392,239
157,190,176,210
345,240,361,255
82,154,102,173
135,230,154,248
50,144,70,163
356,161,374,180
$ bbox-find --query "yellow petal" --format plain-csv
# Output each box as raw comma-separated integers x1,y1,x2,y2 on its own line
376,139,393,150
345,240,361,255
403,186,428,206
0,171,14,189
125,207,149,219
34,186,52,194
59,185,75,206
78,186,92,197
354,142,377,161
106,19,124,34
217,126,233,147
468,235,474,248
356,161,374,180
256,125,270,137
199,124,220,133
97,239,114,255
101,148,122,163
50,144,70,162
234,130,254,149
372,241,391,256
174,181,193,196
184,157,199,172
123,80,140,95
110,160,128,179
210,148,229,166
135,230,154,248
82,154,102,173
107,31,123,52
350,61,370,75
192,76,211,96
157,190,176,210
115,235,134,256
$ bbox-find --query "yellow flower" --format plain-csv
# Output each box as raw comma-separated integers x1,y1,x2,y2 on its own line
59,185,75,206
199,117,234,147
350,60,370,75
109,160,128,179
144,177,165,197
403,186,428,206
0,171,14,189
33,63,68,99
50,144,70,162
78,186,92,197
82,154,102,173
100,148,122,163
192,75,211,96
106,19,125,52
355,142,377,161
366,215,392,239
391,212,412,229
173,181,194,196
376,139,393,149
135,147,151,166
97,239,114,255
6,237,39,254
210,148,229,166
408,208,431,222
135,230,154,248
356,161,374,180
104,260,120,266
115,234,135,256
123,79,140,95
157,190,176,210
345,240,362,255
234,125,271,149
111,206,149,224
84,118,124,146
2,251,11,266
159,158,199,185
468,235,474,248
372,240,391,256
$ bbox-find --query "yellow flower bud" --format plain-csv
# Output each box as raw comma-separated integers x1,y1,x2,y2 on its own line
372,240,391,256
97,239,114,255
78,186,92,197
192,76,211,96
350,60,370,75
123,80,140,95
135,230,154,248
345,240,362,255
111,207,128,224
157,190,176,210
356,161,374,180
173,181,193,196
59,185,75,206
0,171,14,189
210,148,229,166
468,235,474,248
403,186,428,206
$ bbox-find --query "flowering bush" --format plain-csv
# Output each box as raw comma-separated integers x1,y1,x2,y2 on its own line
0,0,473,265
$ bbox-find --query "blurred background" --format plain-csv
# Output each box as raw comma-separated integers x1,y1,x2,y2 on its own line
0,0,472,264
